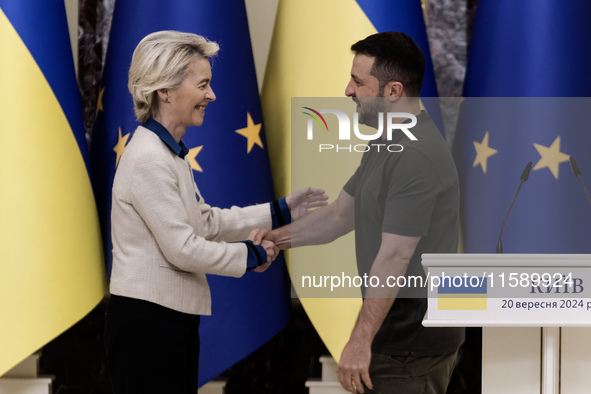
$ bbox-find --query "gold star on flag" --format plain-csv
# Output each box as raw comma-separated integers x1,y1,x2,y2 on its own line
473,131,498,174
96,87,104,117
113,127,130,166
187,146,204,172
533,136,570,179
235,112,263,153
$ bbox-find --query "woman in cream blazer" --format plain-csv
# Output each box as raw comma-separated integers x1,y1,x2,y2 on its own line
104,31,325,393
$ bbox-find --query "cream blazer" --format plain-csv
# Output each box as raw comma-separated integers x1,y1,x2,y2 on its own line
109,126,272,315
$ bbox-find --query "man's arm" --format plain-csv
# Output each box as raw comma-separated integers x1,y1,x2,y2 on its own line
337,232,420,394
257,189,355,250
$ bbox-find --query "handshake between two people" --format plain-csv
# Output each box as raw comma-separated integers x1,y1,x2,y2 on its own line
247,187,328,273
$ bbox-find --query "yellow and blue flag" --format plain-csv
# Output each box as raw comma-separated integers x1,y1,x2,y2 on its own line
0,0,106,376
262,0,440,362
89,0,290,385
438,278,487,311
454,0,591,253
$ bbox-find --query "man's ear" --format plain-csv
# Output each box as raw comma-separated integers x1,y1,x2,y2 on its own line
385,81,404,101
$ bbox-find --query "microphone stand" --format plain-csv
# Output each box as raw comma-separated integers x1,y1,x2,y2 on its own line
496,162,533,253
569,156,591,208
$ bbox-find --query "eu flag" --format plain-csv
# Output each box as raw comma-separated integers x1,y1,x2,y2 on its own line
454,0,591,254
90,0,290,385
0,0,105,376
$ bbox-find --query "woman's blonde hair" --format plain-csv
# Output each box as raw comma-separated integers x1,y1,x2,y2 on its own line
128,30,219,123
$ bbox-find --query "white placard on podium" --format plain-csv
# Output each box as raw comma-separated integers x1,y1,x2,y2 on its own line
421,254,591,394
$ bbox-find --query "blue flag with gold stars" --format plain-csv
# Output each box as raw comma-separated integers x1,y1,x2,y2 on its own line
89,0,290,385
453,0,591,253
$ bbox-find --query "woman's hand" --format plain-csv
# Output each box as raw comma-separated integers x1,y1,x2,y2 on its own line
286,187,328,220
248,229,279,272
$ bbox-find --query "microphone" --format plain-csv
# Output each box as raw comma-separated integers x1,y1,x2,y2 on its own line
569,156,591,208
496,161,533,253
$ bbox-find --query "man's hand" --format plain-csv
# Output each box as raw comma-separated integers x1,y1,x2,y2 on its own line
248,229,279,272
337,337,373,393
249,228,271,245
260,238,279,263
286,187,328,220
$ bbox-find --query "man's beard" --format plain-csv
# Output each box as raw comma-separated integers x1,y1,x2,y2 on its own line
354,89,386,128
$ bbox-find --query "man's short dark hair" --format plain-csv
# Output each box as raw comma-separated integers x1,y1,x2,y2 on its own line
351,32,425,97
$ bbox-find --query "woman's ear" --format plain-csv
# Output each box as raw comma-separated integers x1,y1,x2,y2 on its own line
157,88,170,102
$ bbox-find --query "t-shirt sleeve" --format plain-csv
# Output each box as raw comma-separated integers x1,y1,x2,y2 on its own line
343,166,361,197
382,149,441,237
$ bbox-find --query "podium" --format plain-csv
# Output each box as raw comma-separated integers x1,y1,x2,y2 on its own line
422,254,591,394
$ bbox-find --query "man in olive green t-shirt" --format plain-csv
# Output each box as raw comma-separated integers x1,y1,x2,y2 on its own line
261,32,464,394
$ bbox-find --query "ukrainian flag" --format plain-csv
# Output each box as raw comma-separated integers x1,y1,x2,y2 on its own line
0,1,106,375
438,278,487,311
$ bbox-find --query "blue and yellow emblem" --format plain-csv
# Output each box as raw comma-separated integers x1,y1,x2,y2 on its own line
438,278,487,310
